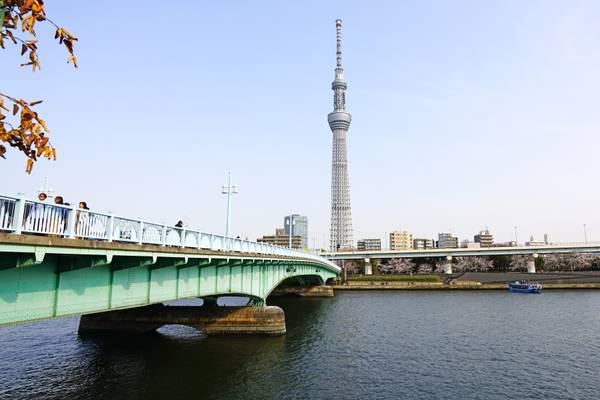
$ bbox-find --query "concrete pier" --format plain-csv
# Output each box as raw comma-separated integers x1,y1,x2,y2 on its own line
78,304,286,336
527,254,538,273
364,258,372,275
270,285,334,297
444,255,453,274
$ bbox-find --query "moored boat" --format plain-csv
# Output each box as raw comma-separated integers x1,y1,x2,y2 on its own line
508,281,542,294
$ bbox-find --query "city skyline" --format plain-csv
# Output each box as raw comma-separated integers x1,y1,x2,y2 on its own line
1,1,599,246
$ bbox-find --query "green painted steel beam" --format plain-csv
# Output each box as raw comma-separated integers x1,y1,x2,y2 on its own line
0,242,339,327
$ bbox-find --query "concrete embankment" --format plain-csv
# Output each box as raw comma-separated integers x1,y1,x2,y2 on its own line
334,272,600,290
333,282,600,290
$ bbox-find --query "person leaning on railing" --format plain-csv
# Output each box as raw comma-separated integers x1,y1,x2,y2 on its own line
0,198,13,230
75,201,89,237
53,196,68,235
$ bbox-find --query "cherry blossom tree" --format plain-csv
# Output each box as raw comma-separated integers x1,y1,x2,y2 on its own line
540,253,595,272
344,261,361,275
379,258,415,274
509,255,529,272
417,263,433,274
454,257,493,272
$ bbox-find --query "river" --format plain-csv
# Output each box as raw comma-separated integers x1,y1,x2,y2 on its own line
1,291,599,400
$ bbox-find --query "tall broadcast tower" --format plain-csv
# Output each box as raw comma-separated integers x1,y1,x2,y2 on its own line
328,19,353,251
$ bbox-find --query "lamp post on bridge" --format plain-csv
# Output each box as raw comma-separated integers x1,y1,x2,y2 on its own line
37,176,54,199
286,214,296,249
221,172,238,238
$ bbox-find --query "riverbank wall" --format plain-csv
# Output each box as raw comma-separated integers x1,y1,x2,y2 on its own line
334,271,600,290
333,282,600,290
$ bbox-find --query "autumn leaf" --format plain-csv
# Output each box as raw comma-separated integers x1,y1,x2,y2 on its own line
1,0,76,173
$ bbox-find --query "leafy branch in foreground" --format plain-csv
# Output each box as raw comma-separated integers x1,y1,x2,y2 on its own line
1,0,77,173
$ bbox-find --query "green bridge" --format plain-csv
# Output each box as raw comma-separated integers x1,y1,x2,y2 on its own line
0,234,339,335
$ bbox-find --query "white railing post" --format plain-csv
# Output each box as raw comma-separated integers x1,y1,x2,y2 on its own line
138,219,144,244
66,205,77,239
161,224,167,246
106,212,114,242
11,195,26,234
180,228,186,248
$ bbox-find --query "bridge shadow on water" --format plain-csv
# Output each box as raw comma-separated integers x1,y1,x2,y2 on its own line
30,295,333,400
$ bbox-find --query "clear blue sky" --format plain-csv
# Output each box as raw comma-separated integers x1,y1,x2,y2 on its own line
2,0,599,247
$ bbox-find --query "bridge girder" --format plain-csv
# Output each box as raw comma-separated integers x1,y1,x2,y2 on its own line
0,244,338,327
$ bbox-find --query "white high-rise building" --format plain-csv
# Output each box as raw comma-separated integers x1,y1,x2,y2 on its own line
328,19,354,251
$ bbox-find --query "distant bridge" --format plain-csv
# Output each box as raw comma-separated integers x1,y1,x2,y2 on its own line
0,194,339,334
325,244,600,274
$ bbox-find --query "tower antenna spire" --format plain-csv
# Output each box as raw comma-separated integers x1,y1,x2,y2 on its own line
328,19,353,251
336,19,343,68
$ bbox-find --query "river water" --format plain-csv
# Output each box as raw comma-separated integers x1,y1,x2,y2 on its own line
1,291,600,400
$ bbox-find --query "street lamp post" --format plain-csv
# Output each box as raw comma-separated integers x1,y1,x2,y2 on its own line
38,176,54,198
584,224,588,244
514,226,518,245
287,214,296,249
221,172,238,238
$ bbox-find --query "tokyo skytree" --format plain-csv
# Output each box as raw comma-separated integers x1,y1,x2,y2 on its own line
328,19,353,251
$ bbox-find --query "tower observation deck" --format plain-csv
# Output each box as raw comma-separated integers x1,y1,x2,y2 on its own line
328,19,353,251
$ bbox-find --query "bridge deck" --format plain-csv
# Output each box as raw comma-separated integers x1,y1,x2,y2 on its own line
0,234,338,327
0,233,303,262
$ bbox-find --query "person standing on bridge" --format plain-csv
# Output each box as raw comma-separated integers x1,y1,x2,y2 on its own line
51,195,67,235
75,201,90,237
24,192,50,233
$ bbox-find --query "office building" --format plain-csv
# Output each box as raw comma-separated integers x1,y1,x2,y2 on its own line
258,228,302,249
413,238,435,250
437,232,458,249
474,229,494,248
284,214,308,249
357,238,382,251
389,231,413,250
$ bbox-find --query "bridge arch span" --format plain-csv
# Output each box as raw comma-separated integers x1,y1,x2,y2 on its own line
0,235,339,327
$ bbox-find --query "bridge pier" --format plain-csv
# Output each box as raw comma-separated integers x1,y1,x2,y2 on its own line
528,254,538,273
78,304,286,336
444,255,453,274
270,285,334,297
364,258,372,275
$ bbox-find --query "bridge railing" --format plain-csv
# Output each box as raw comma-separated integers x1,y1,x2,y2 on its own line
0,194,338,270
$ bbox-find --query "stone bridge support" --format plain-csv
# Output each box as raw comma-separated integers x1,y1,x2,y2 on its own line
444,255,453,274
269,285,333,297
528,254,538,273
364,258,372,275
78,304,286,336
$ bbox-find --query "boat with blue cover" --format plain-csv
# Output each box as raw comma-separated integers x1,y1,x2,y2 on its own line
508,281,542,293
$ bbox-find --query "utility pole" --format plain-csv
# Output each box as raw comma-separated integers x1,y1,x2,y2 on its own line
514,226,518,245
584,224,588,243
221,172,238,238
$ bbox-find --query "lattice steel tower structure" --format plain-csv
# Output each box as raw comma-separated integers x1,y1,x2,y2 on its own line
328,19,353,250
